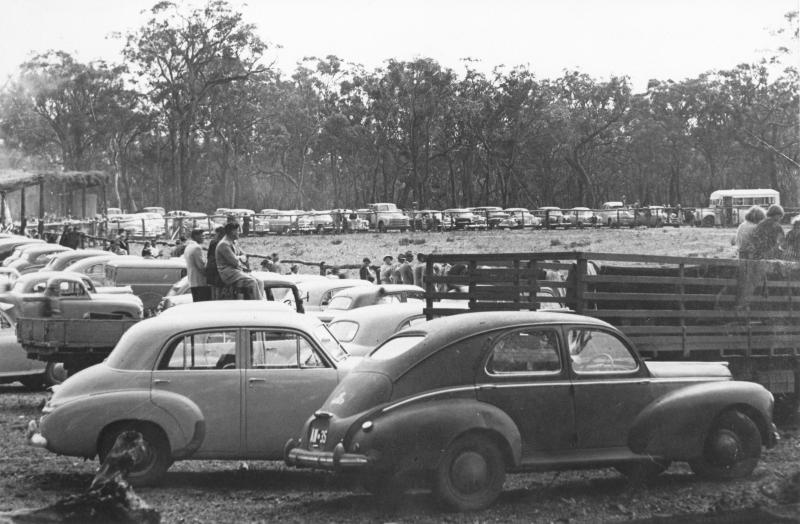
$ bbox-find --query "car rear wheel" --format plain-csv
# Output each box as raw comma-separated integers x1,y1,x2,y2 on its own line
43,362,67,387
702,215,716,227
615,458,671,484
434,434,505,512
689,410,761,480
98,422,172,486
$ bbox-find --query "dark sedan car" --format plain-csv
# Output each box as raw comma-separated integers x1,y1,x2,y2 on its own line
286,311,777,511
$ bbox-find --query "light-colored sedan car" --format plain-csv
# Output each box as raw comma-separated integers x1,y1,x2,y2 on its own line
6,244,74,274
294,278,374,312
327,302,426,356
29,302,352,485
564,207,597,227
316,284,424,323
505,208,542,228
63,254,119,287
0,303,65,388
42,249,112,272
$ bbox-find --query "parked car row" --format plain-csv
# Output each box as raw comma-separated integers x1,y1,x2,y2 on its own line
131,202,684,238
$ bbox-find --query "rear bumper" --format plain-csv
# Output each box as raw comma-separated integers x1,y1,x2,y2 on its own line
285,440,370,471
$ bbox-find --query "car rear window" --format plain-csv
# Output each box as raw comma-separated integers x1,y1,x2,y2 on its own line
370,335,425,360
328,320,358,343
327,296,353,310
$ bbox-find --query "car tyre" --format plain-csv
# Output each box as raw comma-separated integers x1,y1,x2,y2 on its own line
43,362,67,387
702,215,716,227
434,434,505,512
689,410,761,480
99,422,172,486
615,458,671,484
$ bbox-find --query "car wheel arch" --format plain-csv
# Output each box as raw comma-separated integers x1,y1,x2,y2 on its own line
443,427,518,471
97,419,170,459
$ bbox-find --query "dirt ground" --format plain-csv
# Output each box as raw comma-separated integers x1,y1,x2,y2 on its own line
2,227,799,522
0,386,798,523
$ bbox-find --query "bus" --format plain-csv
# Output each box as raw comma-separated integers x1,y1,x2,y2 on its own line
706,188,780,226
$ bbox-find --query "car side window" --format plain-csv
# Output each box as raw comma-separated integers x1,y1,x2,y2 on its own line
160,330,238,370
568,328,638,374
250,330,327,369
486,328,561,374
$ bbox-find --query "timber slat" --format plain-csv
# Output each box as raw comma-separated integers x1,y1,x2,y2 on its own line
588,309,799,319
586,275,738,286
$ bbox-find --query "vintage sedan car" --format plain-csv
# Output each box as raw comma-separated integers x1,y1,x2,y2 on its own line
0,237,45,262
286,311,777,511
443,208,485,230
327,303,426,356
6,244,73,274
315,284,424,323
564,207,597,227
63,254,119,287
470,207,510,229
534,206,569,227
0,303,65,388
637,206,680,227
295,278,374,312
41,249,112,272
28,302,352,485
596,201,636,227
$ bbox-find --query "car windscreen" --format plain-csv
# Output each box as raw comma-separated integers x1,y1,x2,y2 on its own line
370,335,425,360
328,320,358,343
327,296,353,310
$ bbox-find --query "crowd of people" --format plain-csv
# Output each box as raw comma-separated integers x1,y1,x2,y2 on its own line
734,204,800,261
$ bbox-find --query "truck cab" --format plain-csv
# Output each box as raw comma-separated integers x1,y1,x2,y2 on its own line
367,203,410,232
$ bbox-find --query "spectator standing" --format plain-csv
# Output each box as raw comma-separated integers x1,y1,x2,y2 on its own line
270,253,283,274
784,216,800,261
359,258,375,282
172,236,187,257
399,251,414,284
290,264,300,275
184,229,211,302
379,255,393,284
109,240,127,255
413,253,426,287
734,206,766,259
392,254,405,284
215,222,265,300
117,231,130,254
751,205,786,260
205,226,225,291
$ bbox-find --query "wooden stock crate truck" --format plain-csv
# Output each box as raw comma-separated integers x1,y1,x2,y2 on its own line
423,251,800,418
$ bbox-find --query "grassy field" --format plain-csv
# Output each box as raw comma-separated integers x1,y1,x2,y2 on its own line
238,226,740,275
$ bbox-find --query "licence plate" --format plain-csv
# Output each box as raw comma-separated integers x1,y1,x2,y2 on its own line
309,422,329,448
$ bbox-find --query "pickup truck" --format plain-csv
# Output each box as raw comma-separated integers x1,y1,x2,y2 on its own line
14,273,143,374
422,251,800,420
365,203,410,232
596,201,636,227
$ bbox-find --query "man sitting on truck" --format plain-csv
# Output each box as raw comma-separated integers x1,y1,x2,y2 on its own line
215,222,265,300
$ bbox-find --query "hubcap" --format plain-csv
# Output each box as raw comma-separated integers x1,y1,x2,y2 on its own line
708,429,741,466
451,451,489,494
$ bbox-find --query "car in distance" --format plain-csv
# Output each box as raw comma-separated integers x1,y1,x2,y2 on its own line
0,303,65,388
327,303,426,356
6,244,74,274
504,208,541,228
564,207,596,227
597,201,635,227
41,249,112,272
286,311,777,511
28,302,352,485
315,284,424,323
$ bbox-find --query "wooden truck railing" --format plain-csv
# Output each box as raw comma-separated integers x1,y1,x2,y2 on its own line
423,251,800,407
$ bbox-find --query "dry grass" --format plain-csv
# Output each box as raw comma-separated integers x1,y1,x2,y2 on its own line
239,227,738,274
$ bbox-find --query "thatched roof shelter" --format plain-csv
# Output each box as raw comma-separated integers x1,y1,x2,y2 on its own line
0,169,110,192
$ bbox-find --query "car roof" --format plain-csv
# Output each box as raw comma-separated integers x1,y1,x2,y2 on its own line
64,253,118,270
328,302,424,324
356,311,612,379
159,300,293,317
18,244,72,255
333,284,423,300
14,271,91,286
105,256,186,269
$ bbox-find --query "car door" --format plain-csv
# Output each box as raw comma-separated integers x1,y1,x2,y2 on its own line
52,280,93,319
243,328,339,458
151,328,242,457
567,325,654,449
476,326,575,455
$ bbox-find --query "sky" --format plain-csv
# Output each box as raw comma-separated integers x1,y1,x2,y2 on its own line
0,0,796,92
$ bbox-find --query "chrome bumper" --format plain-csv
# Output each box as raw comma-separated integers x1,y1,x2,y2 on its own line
26,419,48,448
285,441,370,471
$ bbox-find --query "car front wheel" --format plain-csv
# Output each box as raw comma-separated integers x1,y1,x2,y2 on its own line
434,434,505,512
98,422,172,486
689,410,761,480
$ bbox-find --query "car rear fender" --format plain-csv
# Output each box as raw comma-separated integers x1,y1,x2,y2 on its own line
628,381,774,460
42,390,204,459
355,398,522,472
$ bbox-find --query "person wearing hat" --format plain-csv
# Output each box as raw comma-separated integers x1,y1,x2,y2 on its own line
379,255,394,284
392,254,405,284
184,228,211,302
751,204,786,260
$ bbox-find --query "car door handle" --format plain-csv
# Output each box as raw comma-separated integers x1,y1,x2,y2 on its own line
153,379,170,385
248,378,267,384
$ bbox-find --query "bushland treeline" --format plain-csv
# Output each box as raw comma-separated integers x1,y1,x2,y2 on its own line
1,1,797,212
